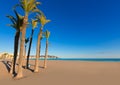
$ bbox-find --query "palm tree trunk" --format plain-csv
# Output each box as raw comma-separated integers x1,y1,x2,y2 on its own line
34,27,42,72
15,15,28,79
10,31,20,74
43,39,48,68
23,45,26,67
26,29,34,68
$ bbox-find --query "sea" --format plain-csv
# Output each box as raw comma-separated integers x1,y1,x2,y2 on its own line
30,58,120,62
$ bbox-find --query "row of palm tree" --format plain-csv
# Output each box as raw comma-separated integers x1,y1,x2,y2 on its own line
7,0,51,79
34,13,50,72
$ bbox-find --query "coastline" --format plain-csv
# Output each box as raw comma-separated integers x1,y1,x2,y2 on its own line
29,58,120,62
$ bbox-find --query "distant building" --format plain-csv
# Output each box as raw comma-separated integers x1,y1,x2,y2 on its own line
0,52,13,60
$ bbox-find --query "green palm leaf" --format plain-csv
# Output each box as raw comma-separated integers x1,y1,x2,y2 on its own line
6,15,17,25
36,14,51,27
44,30,50,39
18,0,41,15
7,10,24,31
7,24,16,29
31,19,38,29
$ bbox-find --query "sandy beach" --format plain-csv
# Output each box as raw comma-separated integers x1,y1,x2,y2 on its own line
0,60,120,85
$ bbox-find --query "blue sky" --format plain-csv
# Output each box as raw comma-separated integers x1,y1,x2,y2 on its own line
0,0,120,58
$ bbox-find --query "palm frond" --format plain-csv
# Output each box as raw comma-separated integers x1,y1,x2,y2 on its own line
44,30,50,39
19,0,41,14
7,10,24,31
7,24,16,29
6,15,17,25
27,0,35,12
25,37,29,44
41,15,51,26
36,2,41,5
31,19,38,29
12,4,21,10
14,10,24,29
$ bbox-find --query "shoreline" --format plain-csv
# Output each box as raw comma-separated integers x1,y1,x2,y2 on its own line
28,58,120,62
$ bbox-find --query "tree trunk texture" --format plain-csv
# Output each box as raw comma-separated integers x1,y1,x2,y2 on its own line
43,39,48,68
10,31,20,75
26,29,34,68
23,45,26,67
15,15,28,79
34,28,42,72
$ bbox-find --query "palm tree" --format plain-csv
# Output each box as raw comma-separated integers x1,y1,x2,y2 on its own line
34,13,50,72
26,19,38,69
43,30,50,68
23,38,29,67
7,10,24,75
15,0,40,79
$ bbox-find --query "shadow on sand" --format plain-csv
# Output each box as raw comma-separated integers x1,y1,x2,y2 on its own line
1,60,44,76
1,61,11,73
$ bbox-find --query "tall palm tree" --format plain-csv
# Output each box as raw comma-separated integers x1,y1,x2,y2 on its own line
34,13,50,72
15,0,40,79
23,38,29,67
26,19,38,69
43,30,50,68
7,10,24,75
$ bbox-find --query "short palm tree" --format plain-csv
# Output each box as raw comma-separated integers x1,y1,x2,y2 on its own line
15,0,40,79
43,30,50,68
34,13,50,72
7,10,24,75
26,19,38,69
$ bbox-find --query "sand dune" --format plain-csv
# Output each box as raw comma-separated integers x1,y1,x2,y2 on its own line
0,60,120,85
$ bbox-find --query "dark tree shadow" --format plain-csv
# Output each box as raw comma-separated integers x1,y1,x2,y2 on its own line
22,66,26,69
2,61,11,73
24,64,44,72
1,60,43,75
26,67,34,72
39,66,44,69
21,65,34,72
28,64,44,69
2,61,17,76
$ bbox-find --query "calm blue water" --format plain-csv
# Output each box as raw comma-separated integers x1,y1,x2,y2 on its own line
30,58,120,62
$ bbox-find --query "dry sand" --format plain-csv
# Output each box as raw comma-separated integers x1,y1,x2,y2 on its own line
0,60,120,85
